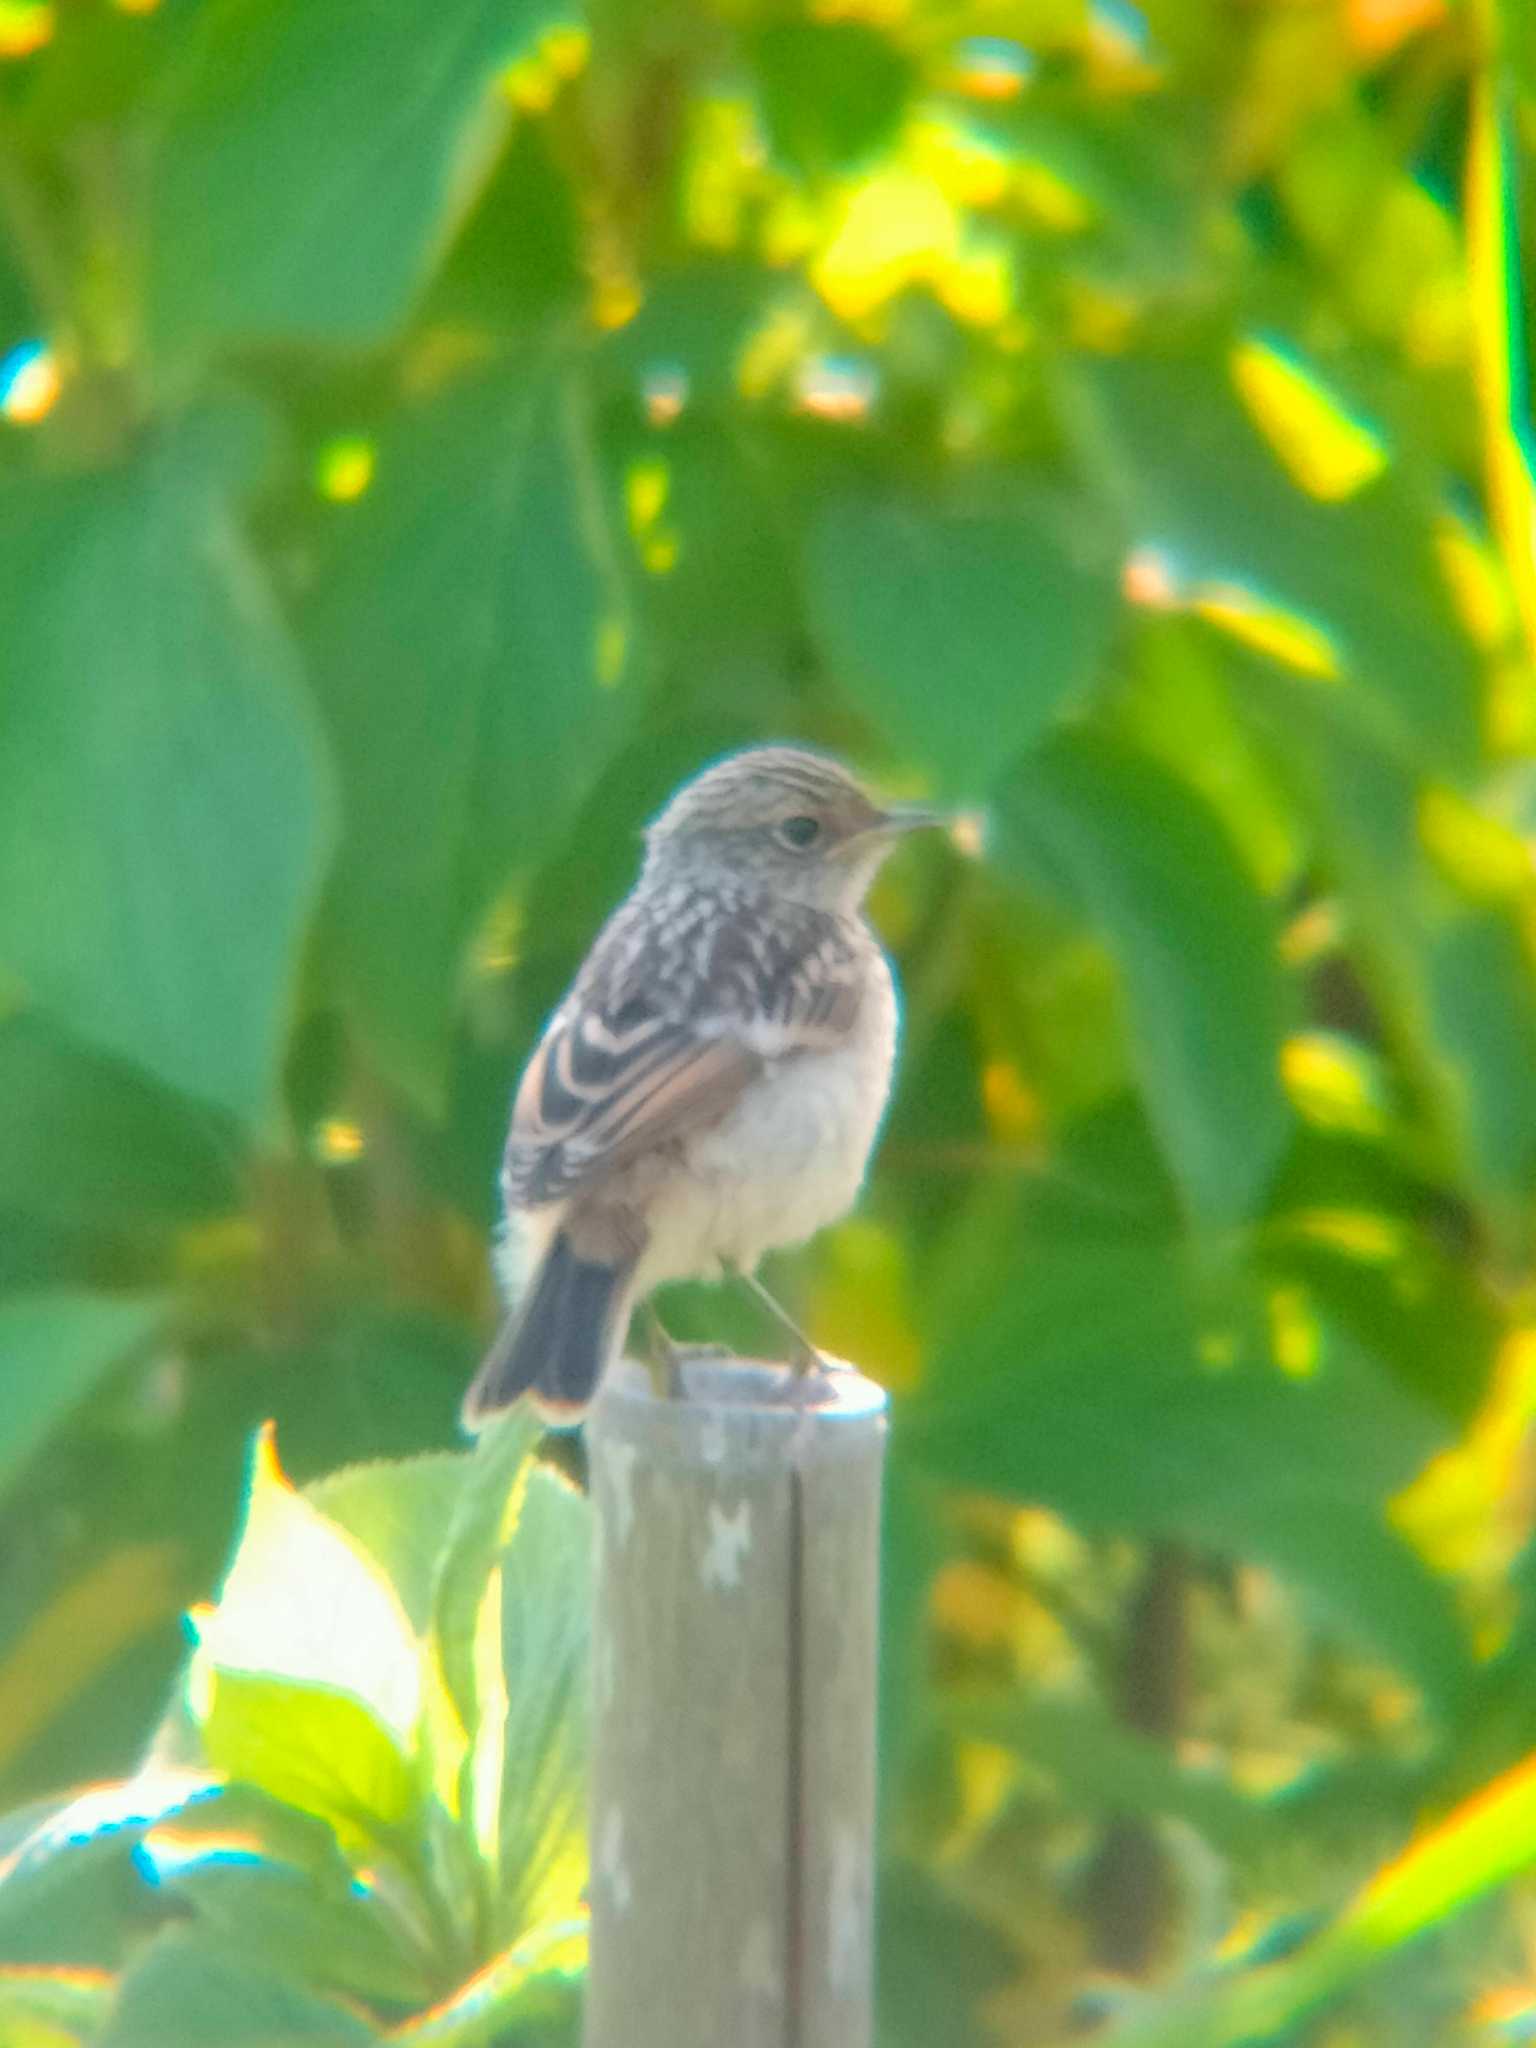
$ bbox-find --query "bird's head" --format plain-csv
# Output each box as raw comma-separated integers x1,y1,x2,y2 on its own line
640,745,942,911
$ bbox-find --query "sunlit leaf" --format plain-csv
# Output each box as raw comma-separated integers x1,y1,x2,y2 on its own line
433,1414,541,1745
197,1674,419,1854
1077,352,1482,774
307,1454,469,1639
1230,333,1390,503
0,414,333,1124
190,1429,422,1751
488,1464,590,1947
388,1917,587,2044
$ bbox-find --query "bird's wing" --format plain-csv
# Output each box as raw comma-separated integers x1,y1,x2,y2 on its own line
502,893,866,1209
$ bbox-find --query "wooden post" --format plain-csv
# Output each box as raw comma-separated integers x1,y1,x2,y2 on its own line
584,1353,889,2048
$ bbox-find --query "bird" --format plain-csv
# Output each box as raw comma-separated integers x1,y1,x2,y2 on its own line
461,744,940,1428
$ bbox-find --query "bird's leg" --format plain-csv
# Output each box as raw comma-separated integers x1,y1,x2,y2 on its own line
729,1264,826,1383
644,1301,688,1402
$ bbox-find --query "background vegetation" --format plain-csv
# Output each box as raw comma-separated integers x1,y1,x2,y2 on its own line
0,0,1534,2040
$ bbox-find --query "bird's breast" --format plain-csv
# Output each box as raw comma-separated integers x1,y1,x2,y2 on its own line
635,951,898,1288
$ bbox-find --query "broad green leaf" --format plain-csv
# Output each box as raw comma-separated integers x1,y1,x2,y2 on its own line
308,1453,470,1638
428,122,583,332
489,1464,590,1946
0,1772,219,1968
0,1294,164,1496
877,1860,1020,2048
1076,352,1482,774
433,1413,540,1740
0,417,333,1125
305,364,635,1098
100,1930,379,2048
993,732,1295,1230
191,1429,422,1750
803,491,1119,792
303,1452,482,1826
197,1674,419,1855
0,1967,112,2048
146,0,567,362
0,1015,239,1231
389,1918,587,2045
141,1787,434,2007
750,22,912,173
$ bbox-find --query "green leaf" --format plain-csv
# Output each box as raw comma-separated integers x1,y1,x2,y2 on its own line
1084,1749,1536,2048
993,732,1295,1230
198,1673,420,1853
389,1918,587,2046
489,1464,590,1946
1246,684,1536,1255
0,416,333,1126
947,1692,1270,1859
1075,351,1481,775
0,1772,220,1968
0,1293,164,1495
0,1967,113,2048
803,491,1119,793
101,1930,379,2048
308,1454,470,1639
433,1414,541,1741
876,1859,1019,2048
141,1787,434,2007
0,1014,239,1232
906,1181,1470,1707
146,0,567,362
191,1430,425,1757
305,364,635,1098
750,22,912,173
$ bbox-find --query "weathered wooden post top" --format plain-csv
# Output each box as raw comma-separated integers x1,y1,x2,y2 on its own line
584,1352,889,2048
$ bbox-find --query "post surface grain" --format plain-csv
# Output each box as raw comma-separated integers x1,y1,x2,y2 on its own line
584,1355,887,2048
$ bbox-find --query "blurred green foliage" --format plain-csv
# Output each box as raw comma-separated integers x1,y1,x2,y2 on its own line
0,0,1535,2040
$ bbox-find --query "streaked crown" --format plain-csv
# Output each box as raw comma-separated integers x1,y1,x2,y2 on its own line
640,745,911,911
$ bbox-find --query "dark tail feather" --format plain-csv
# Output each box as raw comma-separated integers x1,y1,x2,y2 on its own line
462,1228,638,1432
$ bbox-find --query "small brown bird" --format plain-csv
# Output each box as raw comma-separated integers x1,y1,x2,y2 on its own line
462,745,939,1428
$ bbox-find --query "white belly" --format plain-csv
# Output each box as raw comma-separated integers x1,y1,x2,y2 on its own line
632,956,897,1293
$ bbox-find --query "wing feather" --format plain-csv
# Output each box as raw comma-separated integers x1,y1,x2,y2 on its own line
501,889,869,1209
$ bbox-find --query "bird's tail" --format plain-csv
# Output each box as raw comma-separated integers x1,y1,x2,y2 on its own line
462,1224,640,1431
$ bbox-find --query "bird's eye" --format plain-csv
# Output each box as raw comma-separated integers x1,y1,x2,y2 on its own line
777,814,822,851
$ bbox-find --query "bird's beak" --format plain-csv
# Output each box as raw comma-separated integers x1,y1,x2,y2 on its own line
874,803,949,836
